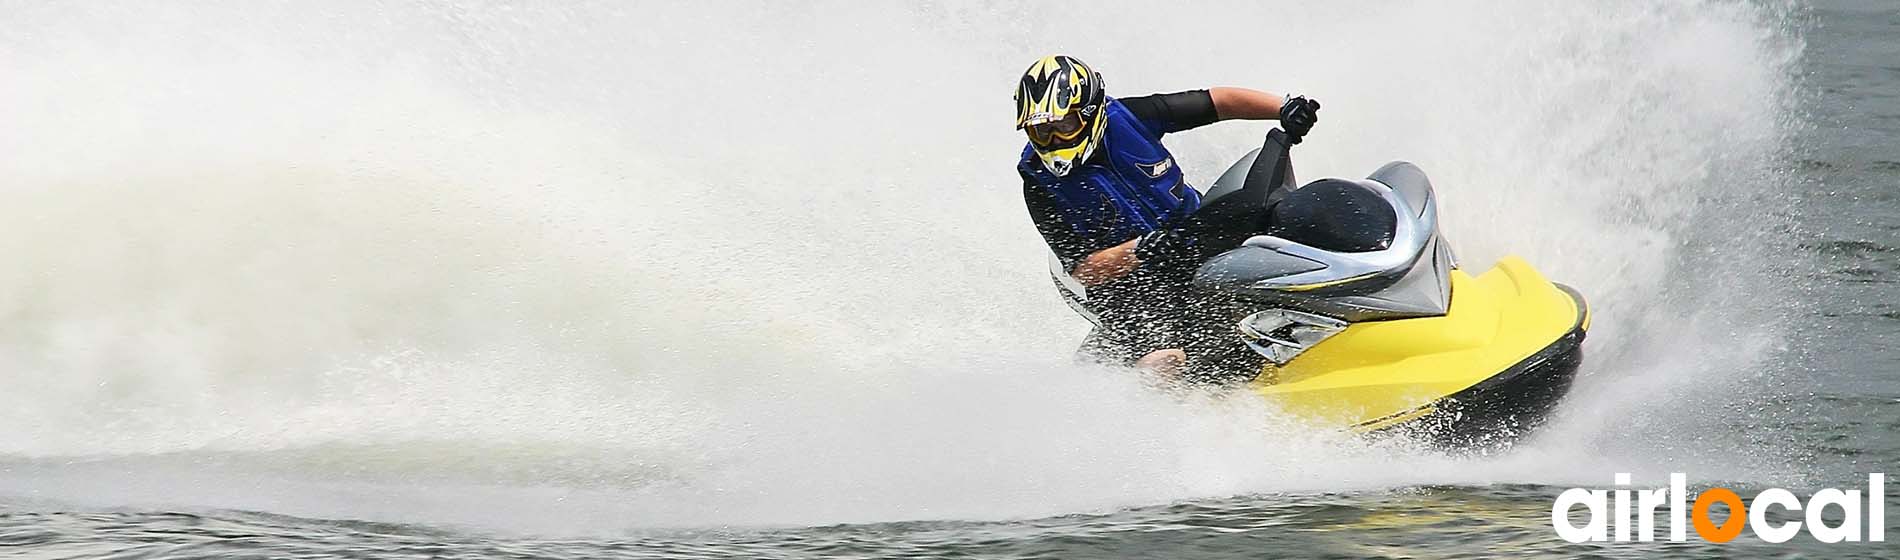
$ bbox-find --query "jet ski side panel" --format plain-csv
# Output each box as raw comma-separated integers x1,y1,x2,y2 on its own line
1372,292,1585,448
1249,257,1587,436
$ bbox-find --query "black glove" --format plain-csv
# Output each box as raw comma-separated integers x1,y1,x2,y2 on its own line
1279,95,1321,144
1134,227,1196,269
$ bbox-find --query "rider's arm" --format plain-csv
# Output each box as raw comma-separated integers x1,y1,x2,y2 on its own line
1121,88,1286,134
1070,237,1142,286
1025,179,1146,287
1209,87,1285,120
1119,90,1219,133
1054,90,1296,286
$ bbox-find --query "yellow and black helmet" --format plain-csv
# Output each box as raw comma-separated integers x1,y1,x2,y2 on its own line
1015,55,1106,177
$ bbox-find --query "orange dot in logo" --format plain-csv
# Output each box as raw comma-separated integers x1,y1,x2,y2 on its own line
1692,487,1747,543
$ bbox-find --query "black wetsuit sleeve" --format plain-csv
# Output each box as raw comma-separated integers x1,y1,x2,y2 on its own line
1023,177,1097,271
1119,90,1219,134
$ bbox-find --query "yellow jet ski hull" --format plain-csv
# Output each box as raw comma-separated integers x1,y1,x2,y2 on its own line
1250,256,1588,447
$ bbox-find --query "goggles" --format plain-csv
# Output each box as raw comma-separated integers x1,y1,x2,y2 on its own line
1026,110,1090,148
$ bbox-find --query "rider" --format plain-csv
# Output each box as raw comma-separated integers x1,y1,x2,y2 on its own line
1014,54,1320,373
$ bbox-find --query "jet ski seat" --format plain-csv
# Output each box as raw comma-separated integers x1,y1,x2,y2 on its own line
1266,178,1397,253
1192,154,1454,322
1365,161,1434,218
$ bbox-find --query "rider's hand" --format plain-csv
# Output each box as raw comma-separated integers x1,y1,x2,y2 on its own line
1280,96,1321,144
1135,227,1194,268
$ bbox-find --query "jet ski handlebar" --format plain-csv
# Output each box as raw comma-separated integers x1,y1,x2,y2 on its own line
1176,127,1298,256
1243,128,1295,200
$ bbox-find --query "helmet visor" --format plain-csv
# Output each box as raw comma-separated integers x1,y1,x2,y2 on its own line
1027,110,1090,149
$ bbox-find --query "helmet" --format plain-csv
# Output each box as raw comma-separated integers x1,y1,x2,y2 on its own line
1015,55,1106,177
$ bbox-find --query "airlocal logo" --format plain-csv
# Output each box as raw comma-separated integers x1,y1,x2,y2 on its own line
1552,473,1885,544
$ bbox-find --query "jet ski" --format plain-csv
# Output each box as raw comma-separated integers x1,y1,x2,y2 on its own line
1051,127,1588,449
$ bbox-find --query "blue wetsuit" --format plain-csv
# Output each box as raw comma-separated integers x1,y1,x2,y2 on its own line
1020,90,1222,361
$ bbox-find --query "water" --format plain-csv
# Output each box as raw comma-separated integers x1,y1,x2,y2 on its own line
0,0,1892,557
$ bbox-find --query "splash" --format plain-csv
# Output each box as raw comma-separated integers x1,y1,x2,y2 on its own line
0,0,1804,531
